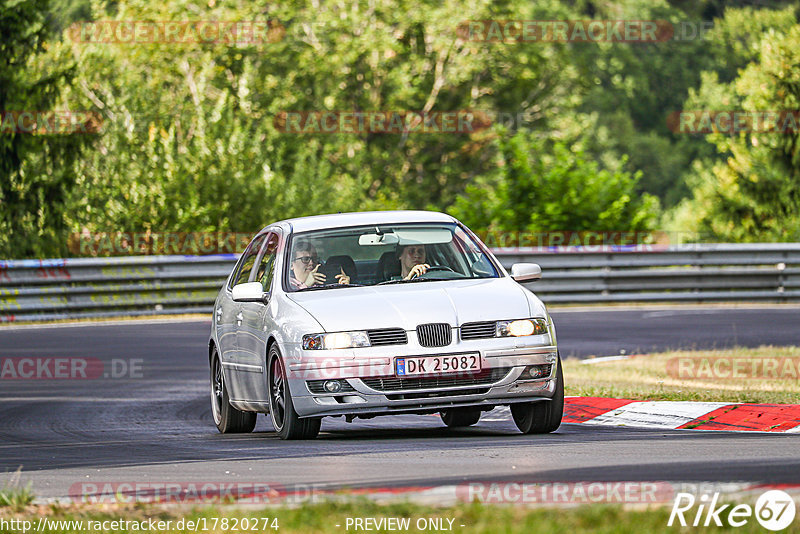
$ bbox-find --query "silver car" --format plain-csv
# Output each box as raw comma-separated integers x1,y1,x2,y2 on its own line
209,211,563,439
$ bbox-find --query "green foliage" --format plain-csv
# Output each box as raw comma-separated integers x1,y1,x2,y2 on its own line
705,5,797,82
4,0,800,258
569,0,719,205
46,0,93,34
450,129,659,234
669,10,800,241
0,0,86,257
56,0,586,242
0,487,34,512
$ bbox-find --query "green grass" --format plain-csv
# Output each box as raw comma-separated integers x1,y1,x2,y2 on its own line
0,470,34,513
0,500,779,533
564,345,800,403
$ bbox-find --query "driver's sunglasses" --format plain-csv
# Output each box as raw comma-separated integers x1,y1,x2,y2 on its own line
293,255,319,265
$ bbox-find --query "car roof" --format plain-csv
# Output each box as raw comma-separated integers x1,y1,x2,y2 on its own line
265,210,458,234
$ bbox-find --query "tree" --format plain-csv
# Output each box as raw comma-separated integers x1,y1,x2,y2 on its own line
0,0,85,257
55,0,587,244
667,9,800,241
9,0,798,257
449,128,659,236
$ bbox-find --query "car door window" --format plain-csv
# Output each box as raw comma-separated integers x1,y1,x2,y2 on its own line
253,232,280,292
231,234,267,288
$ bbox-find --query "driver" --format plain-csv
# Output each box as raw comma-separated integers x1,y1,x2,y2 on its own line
398,244,430,280
290,240,350,289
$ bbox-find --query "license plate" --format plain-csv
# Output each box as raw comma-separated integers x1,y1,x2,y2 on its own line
395,354,481,377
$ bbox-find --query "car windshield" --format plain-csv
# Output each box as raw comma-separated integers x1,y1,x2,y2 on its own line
285,223,499,291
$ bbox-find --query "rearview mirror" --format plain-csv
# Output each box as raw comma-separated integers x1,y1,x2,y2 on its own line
358,232,399,246
232,282,270,304
510,263,542,283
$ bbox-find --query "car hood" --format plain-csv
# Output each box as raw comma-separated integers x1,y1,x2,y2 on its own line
286,278,542,332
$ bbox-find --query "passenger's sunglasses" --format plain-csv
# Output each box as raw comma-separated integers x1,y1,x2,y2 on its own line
293,256,319,265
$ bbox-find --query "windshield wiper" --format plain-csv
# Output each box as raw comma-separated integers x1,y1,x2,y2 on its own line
296,283,363,292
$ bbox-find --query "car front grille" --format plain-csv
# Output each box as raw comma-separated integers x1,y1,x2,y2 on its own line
416,323,452,347
361,367,511,392
367,328,408,346
460,321,497,340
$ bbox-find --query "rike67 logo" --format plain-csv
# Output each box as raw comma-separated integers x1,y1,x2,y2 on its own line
669,490,796,531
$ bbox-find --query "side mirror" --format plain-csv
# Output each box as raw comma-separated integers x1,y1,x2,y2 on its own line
232,282,270,304
510,263,542,283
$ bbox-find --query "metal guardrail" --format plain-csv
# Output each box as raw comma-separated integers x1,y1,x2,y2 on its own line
1,244,799,322
0,255,235,322
495,243,800,304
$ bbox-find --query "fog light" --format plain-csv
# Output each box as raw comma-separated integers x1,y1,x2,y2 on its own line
523,364,551,379
323,380,343,393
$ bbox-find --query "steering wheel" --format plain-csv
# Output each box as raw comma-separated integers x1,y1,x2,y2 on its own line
413,265,456,279
424,265,454,273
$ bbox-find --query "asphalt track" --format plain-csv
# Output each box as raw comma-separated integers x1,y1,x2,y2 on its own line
1,306,798,500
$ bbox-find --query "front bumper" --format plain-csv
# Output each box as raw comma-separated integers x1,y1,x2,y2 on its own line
287,344,559,418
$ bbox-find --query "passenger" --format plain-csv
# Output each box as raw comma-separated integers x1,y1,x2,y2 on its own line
398,244,430,280
289,241,349,289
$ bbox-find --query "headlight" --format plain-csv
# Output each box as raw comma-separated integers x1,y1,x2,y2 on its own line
496,318,548,337
302,331,371,350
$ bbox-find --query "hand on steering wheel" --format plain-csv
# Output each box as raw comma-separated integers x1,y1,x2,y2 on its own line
424,265,454,273
404,263,430,280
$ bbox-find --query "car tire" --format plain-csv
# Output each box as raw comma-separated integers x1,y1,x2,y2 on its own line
440,408,481,427
510,356,564,434
268,345,321,440
210,347,257,434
